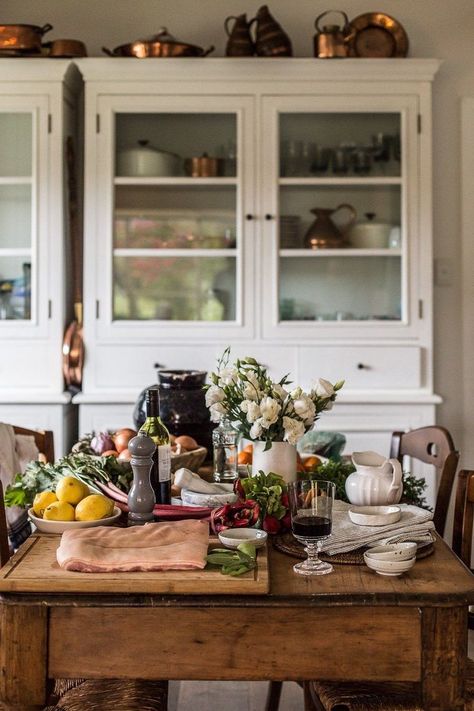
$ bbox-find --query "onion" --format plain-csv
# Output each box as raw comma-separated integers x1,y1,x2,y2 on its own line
175,435,198,451
113,428,137,453
91,432,115,455
102,449,119,458
117,448,131,462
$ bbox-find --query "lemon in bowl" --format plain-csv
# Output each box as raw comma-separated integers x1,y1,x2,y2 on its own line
56,476,90,506
75,494,114,522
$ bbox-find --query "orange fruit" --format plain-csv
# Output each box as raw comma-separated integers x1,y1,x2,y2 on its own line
243,443,254,453
238,450,252,465
296,461,306,474
304,456,322,471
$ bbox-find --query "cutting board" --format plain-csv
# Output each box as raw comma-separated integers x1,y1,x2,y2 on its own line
0,534,269,595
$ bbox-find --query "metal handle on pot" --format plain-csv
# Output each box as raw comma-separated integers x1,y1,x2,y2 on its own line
315,10,349,33
200,45,215,57
102,46,115,56
40,24,53,36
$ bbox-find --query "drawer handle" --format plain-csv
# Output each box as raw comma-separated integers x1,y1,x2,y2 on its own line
357,363,370,370
265,214,274,220
245,214,255,221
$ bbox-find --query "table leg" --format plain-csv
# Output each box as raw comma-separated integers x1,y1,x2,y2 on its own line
421,606,467,710
0,603,48,707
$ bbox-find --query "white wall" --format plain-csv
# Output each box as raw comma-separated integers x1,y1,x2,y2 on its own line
2,0,474,459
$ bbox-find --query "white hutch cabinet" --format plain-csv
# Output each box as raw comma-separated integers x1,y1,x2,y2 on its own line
0,61,80,456
75,58,441,503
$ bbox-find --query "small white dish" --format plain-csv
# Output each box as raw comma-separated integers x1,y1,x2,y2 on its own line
218,528,268,549
28,506,121,534
348,505,401,526
364,542,417,562
363,552,416,576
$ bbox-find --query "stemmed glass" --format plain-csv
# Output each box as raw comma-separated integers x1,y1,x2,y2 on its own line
288,479,336,576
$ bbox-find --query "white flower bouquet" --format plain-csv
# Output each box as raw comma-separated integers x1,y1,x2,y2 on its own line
205,348,343,449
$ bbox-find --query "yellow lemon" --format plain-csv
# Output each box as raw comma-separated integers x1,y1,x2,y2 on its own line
56,476,89,505
75,494,114,522
32,490,58,518
43,501,75,522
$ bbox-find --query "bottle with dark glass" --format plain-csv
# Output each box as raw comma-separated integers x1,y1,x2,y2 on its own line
139,388,171,505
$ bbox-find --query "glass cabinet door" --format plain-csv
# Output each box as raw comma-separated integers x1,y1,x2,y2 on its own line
96,96,255,339
0,112,34,321
262,95,419,338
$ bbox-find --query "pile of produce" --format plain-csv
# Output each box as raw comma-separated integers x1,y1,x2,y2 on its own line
4,452,132,510
206,542,257,577
74,429,201,462
31,475,114,522
237,443,322,473
211,472,290,535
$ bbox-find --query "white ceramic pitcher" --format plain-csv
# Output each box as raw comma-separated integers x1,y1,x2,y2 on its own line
345,451,403,506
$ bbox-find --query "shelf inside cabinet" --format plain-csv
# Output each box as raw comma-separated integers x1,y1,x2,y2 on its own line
113,248,237,258
279,177,402,186
114,177,238,187
280,249,401,257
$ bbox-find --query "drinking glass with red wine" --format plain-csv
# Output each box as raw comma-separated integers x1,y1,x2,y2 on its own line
288,480,336,576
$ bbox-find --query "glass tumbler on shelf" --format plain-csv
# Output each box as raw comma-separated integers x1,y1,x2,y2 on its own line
288,479,336,576
213,417,239,482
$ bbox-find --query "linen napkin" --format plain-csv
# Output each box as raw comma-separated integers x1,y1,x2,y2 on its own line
321,500,435,556
57,519,209,573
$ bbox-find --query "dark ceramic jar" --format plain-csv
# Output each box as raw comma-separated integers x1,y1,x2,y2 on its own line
133,369,214,456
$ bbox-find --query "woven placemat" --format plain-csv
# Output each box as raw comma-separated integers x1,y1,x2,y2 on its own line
272,531,434,565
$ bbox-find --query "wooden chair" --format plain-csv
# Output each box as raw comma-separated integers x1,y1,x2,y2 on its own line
266,426,460,710
390,426,459,536
0,438,168,711
452,469,474,630
12,425,55,463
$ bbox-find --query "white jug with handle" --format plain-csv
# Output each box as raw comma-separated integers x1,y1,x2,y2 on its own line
345,451,403,506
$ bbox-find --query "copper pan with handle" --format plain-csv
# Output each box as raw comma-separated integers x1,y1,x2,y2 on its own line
0,23,53,53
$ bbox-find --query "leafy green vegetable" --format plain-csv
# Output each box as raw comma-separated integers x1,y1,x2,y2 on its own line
238,471,287,521
4,453,132,509
304,458,430,509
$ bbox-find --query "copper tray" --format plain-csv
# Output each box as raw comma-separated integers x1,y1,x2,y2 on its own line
348,13,409,58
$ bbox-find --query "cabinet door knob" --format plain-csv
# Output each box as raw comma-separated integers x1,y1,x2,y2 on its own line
357,363,369,370
265,214,274,220
245,214,254,221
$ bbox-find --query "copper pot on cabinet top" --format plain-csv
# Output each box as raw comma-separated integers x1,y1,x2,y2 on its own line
314,10,350,58
224,13,255,56
0,23,53,53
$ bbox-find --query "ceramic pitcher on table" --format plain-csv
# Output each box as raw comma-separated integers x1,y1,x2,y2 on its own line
345,451,403,506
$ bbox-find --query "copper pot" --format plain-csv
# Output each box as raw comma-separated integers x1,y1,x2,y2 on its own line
184,153,222,178
103,27,214,58
44,39,87,58
0,23,53,53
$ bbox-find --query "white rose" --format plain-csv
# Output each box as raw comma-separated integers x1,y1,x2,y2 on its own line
243,371,261,401
240,400,261,423
313,378,335,399
272,383,288,400
209,402,226,423
290,386,303,400
292,393,316,422
282,416,305,445
205,385,225,407
218,366,238,385
250,419,263,439
259,396,281,426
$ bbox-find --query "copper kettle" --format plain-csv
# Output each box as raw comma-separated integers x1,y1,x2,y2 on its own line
314,10,350,58
304,204,356,249
224,14,256,56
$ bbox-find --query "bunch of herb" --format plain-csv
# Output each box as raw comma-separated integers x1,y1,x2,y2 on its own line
304,459,430,509
4,453,132,509
236,471,290,533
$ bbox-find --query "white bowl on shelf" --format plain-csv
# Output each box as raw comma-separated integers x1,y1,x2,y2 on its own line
348,505,401,526
218,528,267,549
363,552,416,576
28,506,122,534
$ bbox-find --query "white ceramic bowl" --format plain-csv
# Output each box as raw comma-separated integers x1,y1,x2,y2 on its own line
348,505,401,526
28,506,122,534
363,552,416,576
218,528,268,549
364,542,417,561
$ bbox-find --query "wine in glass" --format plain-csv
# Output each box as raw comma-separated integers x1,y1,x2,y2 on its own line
288,479,335,576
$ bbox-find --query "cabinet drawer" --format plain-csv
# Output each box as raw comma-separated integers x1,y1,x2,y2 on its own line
298,346,421,390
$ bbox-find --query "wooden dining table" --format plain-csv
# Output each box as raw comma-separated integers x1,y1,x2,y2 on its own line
0,532,473,711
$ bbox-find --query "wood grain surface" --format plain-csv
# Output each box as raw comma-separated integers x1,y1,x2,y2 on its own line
0,535,269,595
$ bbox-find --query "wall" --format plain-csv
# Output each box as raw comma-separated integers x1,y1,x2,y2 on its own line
2,0,474,459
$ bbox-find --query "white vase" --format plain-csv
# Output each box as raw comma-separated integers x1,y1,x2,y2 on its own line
251,441,297,484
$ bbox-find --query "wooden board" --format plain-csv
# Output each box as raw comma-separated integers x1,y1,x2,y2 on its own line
0,534,269,595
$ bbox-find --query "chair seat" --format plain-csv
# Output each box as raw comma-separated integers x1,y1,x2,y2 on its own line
44,679,168,711
309,658,474,711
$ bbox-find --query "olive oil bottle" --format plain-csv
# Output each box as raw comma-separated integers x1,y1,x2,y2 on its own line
139,388,171,505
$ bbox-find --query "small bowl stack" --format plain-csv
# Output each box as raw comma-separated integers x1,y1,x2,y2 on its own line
363,542,417,577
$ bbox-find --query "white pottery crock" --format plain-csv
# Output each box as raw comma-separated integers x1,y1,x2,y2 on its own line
251,441,297,484
345,451,403,506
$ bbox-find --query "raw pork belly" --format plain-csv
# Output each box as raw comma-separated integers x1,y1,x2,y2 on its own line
57,519,209,572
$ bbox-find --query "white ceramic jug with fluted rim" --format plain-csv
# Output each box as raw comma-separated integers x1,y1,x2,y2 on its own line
345,451,403,506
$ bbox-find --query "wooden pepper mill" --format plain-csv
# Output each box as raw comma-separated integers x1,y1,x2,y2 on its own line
127,431,156,525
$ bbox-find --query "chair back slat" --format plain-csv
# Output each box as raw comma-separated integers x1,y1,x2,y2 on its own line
452,469,474,568
12,426,55,463
0,481,10,566
390,426,459,537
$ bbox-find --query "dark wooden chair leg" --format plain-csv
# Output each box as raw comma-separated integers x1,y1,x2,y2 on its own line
265,681,283,711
